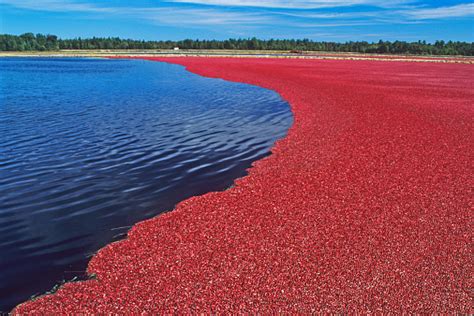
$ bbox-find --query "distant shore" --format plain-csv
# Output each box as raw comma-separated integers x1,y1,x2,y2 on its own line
1,49,473,63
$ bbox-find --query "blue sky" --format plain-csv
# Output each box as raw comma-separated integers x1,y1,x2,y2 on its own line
0,0,473,42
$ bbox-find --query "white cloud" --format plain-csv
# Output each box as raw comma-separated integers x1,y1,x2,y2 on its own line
403,3,474,19
0,0,272,26
2,0,473,31
142,8,272,26
0,0,116,12
165,0,413,9
275,11,360,18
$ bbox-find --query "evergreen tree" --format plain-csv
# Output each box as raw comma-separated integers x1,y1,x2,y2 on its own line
0,33,473,56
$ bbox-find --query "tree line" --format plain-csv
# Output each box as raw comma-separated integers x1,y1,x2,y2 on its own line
1,33,473,56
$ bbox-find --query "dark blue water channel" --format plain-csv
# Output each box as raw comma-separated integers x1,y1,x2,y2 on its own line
0,57,292,311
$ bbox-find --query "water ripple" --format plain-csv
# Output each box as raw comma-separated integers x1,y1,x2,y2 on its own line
0,57,292,312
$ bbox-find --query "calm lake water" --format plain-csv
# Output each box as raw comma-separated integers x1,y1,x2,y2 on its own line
0,57,292,311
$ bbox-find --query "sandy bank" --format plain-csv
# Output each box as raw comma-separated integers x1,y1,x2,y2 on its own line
1,50,473,64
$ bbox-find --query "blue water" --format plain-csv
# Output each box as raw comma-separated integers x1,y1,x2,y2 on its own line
0,57,292,311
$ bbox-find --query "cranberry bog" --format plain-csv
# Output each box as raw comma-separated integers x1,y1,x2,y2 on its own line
14,57,473,313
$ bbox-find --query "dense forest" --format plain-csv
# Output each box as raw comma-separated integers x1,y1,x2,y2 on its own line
1,33,473,56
